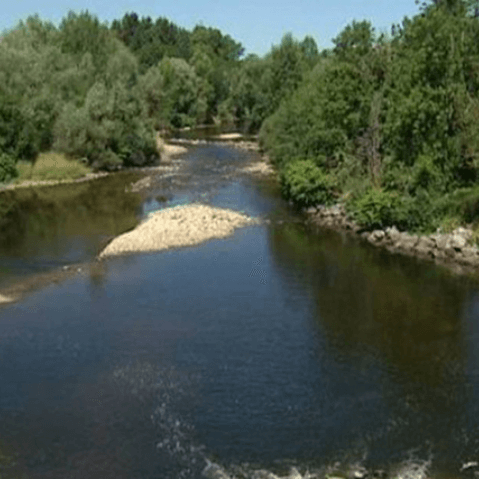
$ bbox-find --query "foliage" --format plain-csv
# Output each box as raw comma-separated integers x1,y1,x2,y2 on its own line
156,57,208,127
0,153,18,183
280,159,338,207
346,188,435,231
259,0,479,234
53,80,159,170
111,13,192,71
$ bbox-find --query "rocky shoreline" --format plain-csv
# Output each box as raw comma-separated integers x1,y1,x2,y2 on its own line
166,137,479,275
304,203,479,275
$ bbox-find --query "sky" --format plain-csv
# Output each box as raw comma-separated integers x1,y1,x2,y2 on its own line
0,0,421,56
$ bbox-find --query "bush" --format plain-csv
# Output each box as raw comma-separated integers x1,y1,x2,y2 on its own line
346,188,435,232
280,159,338,207
0,153,18,183
92,150,123,171
53,82,160,170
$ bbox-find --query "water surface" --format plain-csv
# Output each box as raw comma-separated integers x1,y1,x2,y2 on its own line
0,144,478,478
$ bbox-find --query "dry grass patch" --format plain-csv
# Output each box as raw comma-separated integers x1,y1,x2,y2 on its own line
15,152,92,183
99,203,260,258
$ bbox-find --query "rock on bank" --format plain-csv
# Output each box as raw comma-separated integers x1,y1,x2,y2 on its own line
98,203,259,258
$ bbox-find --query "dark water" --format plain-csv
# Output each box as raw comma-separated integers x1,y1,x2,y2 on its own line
0,172,144,288
0,144,479,478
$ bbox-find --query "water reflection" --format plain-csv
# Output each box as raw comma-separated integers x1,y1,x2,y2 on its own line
268,220,478,469
0,173,143,284
2,143,479,478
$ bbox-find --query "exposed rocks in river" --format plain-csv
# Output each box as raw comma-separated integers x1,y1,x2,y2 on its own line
98,203,261,258
240,159,276,176
0,294,14,304
169,137,261,152
157,135,189,162
305,203,479,272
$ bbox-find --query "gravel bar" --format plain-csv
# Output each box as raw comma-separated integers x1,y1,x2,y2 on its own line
98,203,260,258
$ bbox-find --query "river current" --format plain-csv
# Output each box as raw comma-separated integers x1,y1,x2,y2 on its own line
0,140,478,478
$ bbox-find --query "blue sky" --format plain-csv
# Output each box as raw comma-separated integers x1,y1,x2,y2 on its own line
1,0,420,56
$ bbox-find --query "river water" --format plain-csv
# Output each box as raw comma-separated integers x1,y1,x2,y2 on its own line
0,142,479,479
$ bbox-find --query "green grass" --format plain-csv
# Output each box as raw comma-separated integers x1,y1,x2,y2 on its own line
15,152,92,183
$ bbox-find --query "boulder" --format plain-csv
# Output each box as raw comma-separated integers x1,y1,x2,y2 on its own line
329,205,344,217
394,234,419,252
453,227,473,242
385,226,401,242
414,236,435,257
435,234,450,250
353,468,368,479
202,461,231,479
251,470,281,479
369,230,386,243
449,233,467,251
287,467,303,479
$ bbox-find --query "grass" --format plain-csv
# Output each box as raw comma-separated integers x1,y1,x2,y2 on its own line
439,215,461,233
14,152,92,183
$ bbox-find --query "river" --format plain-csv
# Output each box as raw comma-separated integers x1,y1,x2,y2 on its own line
0,140,478,479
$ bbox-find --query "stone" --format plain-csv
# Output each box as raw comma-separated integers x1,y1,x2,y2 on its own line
431,248,447,260
435,234,450,250
445,246,457,258
394,234,419,251
353,469,368,479
461,462,479,471
306,207,317,215
370,230,386,242
330,205,343,217
453,227,473,241
450,233,467,250
385,226,401,241
461,247,478,261
414,236,435,257
202,461,231,479
251,470,281,479
288,467,302,479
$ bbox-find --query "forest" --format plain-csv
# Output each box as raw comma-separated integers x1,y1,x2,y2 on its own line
2,0,479,234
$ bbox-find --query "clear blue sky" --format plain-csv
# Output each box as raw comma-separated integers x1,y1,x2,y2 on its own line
0,0,420,56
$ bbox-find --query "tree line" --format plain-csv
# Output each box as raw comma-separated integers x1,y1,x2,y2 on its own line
2,0,479,234
0,10,319,180
260,0,479,233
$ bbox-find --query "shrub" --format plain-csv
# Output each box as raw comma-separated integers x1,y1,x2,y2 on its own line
346,188,435,232
280,159,338,207
92,150,122,171
0,153,18,183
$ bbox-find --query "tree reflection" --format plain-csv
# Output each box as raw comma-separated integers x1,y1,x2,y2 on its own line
268,221,478,464
0,173,143,260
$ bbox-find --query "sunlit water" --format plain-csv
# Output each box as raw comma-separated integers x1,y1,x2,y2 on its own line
0,144,479,478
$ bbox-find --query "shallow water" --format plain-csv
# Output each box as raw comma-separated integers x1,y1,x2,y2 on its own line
0,144,478,478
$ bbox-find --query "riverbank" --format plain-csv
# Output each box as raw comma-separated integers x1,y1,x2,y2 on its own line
304,203,479,275
0,136,184,193
226,138,479,276
0,137,271,305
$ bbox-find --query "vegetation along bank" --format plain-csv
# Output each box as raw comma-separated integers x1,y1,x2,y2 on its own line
3,0,479,274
